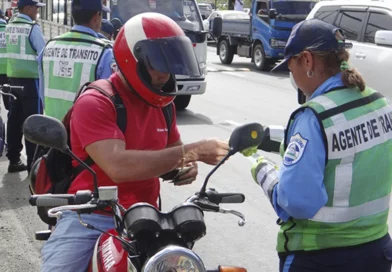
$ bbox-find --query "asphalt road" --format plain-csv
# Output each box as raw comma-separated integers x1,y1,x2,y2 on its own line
0,46,368,271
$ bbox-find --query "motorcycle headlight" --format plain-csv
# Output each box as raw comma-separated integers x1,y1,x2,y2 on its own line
142,246,206,272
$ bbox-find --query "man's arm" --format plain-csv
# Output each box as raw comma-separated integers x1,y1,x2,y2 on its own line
85,139,205,183
72,93,228,183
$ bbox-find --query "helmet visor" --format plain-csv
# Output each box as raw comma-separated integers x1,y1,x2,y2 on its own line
133,36,201,77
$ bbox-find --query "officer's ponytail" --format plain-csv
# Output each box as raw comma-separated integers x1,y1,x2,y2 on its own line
312,49,366,92
337,50,366,92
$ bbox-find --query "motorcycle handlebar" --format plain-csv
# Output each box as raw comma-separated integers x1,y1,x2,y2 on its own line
217,193,245,204
29,188,246,224
0,84,25,100
1,84,24,92
30,194,76,206
205,189,245,205
29,190,93,207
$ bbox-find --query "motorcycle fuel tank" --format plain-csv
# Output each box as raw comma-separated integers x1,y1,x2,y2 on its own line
89,229,129,272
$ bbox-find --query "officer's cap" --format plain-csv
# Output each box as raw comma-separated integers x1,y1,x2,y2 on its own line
18,0,46,8
271,19,353,72
101,19,114,35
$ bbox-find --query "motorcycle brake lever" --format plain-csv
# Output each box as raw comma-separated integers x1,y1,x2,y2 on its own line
188,195,246,226
218,208,246,227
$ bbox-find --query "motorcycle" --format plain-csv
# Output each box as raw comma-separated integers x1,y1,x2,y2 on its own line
0,84,23,156
24,114,264,272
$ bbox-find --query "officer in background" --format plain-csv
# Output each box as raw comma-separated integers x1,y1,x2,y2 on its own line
5,0,45,173
98,19,114,41
38,0,115,121
249,19,392,271
0,9,9,110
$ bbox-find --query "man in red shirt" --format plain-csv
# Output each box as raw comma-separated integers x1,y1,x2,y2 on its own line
41,13,229,272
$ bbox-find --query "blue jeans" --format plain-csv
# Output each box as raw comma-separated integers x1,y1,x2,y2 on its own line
41,211,115,272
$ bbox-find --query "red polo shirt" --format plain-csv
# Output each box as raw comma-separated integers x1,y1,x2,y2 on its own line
68,73,180,209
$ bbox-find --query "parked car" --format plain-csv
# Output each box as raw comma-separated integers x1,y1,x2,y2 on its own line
305,0,392,99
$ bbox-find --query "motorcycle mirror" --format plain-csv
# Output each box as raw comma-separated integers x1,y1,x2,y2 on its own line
199,122,263,194
23,114,69,153
228,122,264,155
23,114,101,200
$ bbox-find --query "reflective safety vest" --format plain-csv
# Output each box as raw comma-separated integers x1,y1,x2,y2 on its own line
0,20,6,75
5,16,38,78
278,86,392,252
42,30,111,120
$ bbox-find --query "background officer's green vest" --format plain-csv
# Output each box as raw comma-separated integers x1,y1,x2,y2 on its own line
0,21,6,75
43,31,111,120
278,87,392,252
5,17,38,78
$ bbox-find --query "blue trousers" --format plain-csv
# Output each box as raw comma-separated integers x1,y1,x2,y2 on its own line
41,212,114,272
279,234,392,272
6,78,41,168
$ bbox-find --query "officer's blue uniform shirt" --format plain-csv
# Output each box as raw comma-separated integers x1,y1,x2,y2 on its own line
97,32,106,39
37,25,115,107
272,73,345,222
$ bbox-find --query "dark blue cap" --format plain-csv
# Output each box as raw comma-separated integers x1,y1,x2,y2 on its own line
101,19,114,35
71,0,110,13
18,0,46,7
110,18,123,30
271,19,352,72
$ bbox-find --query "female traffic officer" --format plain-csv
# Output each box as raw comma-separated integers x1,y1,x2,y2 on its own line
250,18,392,271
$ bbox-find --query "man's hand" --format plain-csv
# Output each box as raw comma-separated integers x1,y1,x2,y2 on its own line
190,139,230,165
251,156,279,202
172,162,198,186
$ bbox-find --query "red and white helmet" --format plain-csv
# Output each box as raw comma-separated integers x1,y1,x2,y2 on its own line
113,12,201,108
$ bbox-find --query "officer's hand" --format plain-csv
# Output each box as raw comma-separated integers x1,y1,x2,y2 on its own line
250,156,279,202
240,146,258,157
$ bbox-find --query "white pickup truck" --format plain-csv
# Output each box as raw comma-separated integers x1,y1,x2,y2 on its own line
305,0,392,99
